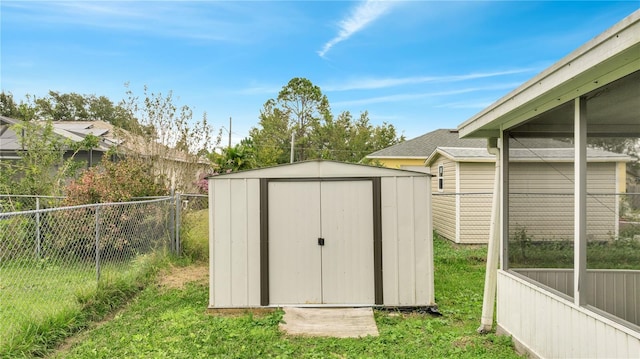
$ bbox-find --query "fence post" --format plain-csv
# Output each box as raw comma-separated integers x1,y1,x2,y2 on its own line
95,205,101,283
35,196,41,259
175,193,181,256
169,190,176,253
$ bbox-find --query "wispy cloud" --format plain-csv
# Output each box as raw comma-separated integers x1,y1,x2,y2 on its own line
324,69,538,91
318,0,396,58
332,82,522,107
2,2,279,43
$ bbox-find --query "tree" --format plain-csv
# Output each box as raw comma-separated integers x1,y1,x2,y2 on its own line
119,85,220,192
209,138,257,174
249,78,404,166
252,78,331,162
0,92,37,121
249,99,293,165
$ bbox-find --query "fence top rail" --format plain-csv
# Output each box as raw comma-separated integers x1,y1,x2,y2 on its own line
0,196,172,218
0,194,66,199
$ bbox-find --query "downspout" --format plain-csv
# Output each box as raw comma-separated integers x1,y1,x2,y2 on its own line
478,137,500,334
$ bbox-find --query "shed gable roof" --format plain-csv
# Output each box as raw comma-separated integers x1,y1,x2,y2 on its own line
208,160,431,179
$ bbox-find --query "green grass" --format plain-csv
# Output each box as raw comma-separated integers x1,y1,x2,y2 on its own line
180,208,209,262
509,238,640,269
0,253,169,358
49,220,522,358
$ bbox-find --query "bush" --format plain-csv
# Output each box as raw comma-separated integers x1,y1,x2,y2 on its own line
65,156,168,205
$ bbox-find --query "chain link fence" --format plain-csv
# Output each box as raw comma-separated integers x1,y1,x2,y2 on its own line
0,197,174,346
175,193,208,259
0,195,66,213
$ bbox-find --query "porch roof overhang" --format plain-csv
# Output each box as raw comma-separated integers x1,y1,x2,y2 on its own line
458,10,640,139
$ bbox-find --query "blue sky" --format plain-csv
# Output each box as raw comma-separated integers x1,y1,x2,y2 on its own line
1,1,638,144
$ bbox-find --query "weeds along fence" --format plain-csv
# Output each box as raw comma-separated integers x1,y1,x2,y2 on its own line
0,197,175,346
174,193,208,255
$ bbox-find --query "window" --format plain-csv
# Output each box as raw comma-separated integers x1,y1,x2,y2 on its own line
437,165,444,191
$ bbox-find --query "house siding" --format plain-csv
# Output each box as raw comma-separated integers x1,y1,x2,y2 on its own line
430,157,457,242
375,158,425,169
509,162,618,241
458,162,495,244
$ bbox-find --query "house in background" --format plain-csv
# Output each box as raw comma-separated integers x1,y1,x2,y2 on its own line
0,116,113,166
460,10,639,358
0,116,211,192
365,128,486,171
366,129,630,244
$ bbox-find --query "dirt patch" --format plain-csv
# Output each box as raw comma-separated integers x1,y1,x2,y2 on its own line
158,263,208,290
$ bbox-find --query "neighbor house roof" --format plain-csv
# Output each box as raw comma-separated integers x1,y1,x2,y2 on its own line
367,128,590,161
366,129,486,159
0,116,112,153
427,146,633,165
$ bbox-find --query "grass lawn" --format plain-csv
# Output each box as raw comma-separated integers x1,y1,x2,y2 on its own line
0,254,167,357
51,210,522,358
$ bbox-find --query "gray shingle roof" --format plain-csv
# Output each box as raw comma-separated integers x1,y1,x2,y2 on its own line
366,129,486,158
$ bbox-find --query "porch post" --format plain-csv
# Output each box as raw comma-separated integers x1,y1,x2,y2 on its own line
574,97,587,306
478,137,501,333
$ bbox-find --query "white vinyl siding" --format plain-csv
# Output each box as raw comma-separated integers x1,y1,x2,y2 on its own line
498,270,640,358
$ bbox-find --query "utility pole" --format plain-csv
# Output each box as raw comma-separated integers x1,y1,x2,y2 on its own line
290,132,295,163
228,116,232,149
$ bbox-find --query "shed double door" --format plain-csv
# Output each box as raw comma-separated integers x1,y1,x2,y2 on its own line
268,180,375,305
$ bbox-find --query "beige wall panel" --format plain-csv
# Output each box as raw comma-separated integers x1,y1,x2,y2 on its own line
396,177,417,305
381,177,400,305
411,177,435,304
459,162,495,192
509,162,619,241
268,181,322,304
381,177,434,306
212,179,232,306
431,194,456,241
430,157,459,242
459,194,492,243
246,179,262,306
230,180,248,306
320,181,375,304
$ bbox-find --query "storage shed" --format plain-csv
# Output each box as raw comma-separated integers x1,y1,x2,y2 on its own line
208,160,434,309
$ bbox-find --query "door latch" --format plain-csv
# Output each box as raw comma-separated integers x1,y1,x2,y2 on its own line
318,237,325,246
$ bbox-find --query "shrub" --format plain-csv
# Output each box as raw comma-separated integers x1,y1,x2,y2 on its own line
65,156,168,205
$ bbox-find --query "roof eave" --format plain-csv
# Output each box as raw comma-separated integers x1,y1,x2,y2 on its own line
458,10,640,139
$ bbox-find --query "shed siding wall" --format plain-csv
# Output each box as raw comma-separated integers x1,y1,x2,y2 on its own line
381,176,434,306
498,270,640,358
509,162,618,241
458,162,495,243
209,178,261,307
430,157,457,242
